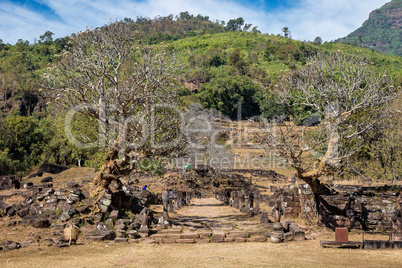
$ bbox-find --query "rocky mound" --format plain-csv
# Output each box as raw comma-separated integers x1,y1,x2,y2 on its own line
162,169,253,191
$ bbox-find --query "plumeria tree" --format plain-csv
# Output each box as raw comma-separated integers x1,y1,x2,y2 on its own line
258,52,396,194
41,21,188,189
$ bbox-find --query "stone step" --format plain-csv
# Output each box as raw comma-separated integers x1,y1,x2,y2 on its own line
248,236,267,242
235,237,246,243
180,233,200,239
199,231,212,238
162,238,176,243
224,237,236,242
114,238,129,243
248,230,266,236
149,233,167,239
176,239,195,244
226,231,249,238
211,230,226,239
165,234,181,239
80,225,304,245
157,228,182,234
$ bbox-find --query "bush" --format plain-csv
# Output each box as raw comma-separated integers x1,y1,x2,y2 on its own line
197,75,260,119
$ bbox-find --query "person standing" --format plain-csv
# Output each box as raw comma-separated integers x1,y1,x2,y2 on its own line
162,189,169,217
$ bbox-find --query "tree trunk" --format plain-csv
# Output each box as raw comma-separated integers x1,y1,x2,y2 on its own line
93,146,130,189
295,126,340,195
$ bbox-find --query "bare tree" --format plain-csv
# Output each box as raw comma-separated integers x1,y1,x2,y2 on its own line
41,21,187,189
258,52,396,194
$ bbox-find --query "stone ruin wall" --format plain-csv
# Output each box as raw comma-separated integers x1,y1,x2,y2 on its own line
0,176,21,190
267,184,401,231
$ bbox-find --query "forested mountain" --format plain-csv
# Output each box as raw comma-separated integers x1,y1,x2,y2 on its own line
336,0,402,56
0,13,401,178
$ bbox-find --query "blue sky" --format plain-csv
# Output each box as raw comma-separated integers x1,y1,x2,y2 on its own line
0,0,390,44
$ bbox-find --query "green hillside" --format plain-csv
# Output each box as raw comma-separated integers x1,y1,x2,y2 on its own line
168,31,401,118
336,0,402,56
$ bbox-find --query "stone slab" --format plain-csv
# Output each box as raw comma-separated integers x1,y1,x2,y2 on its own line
199,231,212,238
321,240,362,249
226,231,249,238
114,238,129,243
212,230,226,239
150,234,167,239
284,232,293,242
210,237,224,243
293,230,306,241
248,230,265,236
87,236,104,242
159,228,182,234
153,238,163,243
166,234,181,239
176,239,195,244
248,236,267,242
162,238,177,243
180,233,200,239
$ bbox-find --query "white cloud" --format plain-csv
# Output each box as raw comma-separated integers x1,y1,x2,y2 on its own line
277,0,389,41
0,0,390,44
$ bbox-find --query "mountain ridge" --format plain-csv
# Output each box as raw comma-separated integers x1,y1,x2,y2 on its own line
336,0,402,56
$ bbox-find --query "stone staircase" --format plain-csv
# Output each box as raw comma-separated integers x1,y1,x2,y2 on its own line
147,225,272,244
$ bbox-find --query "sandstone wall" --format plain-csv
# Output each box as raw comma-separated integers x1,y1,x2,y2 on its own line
269,184,401,231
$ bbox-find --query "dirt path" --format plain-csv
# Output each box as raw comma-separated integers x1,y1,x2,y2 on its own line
169,197,258,231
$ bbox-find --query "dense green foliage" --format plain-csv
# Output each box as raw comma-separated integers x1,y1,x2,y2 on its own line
197,75,260,119
0,115,49,174
336,0,402,56
0,12,401,179
124,12,226,44
170,31,401,119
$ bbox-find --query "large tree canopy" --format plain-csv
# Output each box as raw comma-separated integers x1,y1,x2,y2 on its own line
258,52,396,194
41,21,187,188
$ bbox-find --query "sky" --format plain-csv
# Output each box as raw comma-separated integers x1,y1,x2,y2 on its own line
0,0,391,45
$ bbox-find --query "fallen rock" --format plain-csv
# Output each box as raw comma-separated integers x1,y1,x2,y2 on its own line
38,164,68,174
0,200,12,214
96,222,109,232
33,218,51,228
5,241,21,250
109,210,120,221
65,181,79,188
98,230,116,240
16,207,30,218
288,223,305,241
114,237,128,243
28,172,43,178
21,239,34,247
40,177,53,183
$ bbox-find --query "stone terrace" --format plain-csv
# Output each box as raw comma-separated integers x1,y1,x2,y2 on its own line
147,197,302,244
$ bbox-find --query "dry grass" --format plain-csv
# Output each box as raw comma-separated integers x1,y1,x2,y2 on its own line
22,167,96,189
2,199,400,268
1,239,401,268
